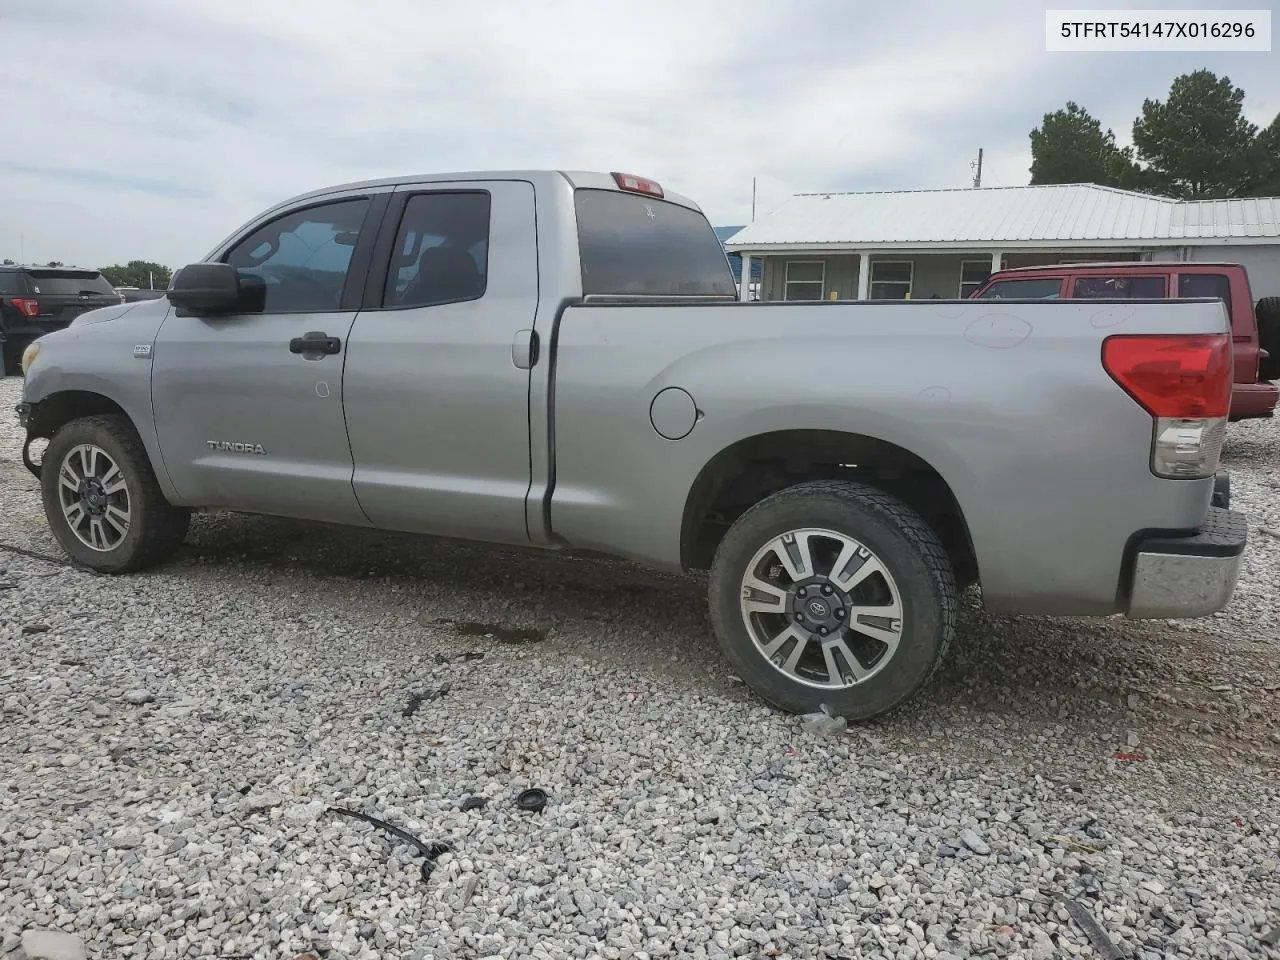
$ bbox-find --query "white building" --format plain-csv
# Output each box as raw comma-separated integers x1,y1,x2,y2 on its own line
723,183,1280,302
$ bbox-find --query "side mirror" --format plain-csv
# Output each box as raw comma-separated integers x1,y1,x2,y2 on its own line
168,263,265,316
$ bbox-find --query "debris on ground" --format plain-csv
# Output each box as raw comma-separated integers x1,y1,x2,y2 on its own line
121,690,154,705
1063,898,1126,959
403,684,450,716
21,622,50,635
460,796,489,811
326,807,452,882
800,711,847,736
516,788,547,813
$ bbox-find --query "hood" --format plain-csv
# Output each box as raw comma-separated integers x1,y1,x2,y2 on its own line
70,296,168,326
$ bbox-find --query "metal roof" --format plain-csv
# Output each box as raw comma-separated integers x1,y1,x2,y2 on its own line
724,183,1280,250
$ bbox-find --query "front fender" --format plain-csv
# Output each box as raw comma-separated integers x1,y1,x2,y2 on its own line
19,306,180,502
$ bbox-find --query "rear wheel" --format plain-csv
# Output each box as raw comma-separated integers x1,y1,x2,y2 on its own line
41,414,190,573
708,479,956,721
1256,297,1280,382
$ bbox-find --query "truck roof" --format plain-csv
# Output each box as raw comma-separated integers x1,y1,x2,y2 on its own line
993,261,1245,274
260,169,704,216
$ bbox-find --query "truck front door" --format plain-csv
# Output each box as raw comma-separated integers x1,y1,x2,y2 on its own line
151,192,388,524
341,180,540,545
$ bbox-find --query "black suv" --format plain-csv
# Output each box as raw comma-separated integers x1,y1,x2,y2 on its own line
0,265,124,374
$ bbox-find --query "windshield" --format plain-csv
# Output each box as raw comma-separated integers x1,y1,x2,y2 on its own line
574,188,737,298
25,270,117,296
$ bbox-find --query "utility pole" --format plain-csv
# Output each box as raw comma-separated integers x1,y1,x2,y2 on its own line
971,148,984,188
751,177,757,221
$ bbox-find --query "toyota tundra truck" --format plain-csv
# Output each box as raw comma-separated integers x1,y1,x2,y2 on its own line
14,169,1249,720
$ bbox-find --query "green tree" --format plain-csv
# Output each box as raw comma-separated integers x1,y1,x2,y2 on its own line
1029,102,1142,188
1131,70,1259,199
2,259,13,265
1245,112,1280,196
99,260,172,289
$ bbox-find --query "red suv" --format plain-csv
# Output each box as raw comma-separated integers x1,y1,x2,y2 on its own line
971,261,1280,421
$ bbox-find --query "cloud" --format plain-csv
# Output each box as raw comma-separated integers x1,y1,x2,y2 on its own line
0,0,1275,268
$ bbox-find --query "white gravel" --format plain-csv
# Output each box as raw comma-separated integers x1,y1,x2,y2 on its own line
2,373,1279,960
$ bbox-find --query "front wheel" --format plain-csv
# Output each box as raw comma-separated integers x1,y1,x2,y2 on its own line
40,414,191,573
708,479,957,721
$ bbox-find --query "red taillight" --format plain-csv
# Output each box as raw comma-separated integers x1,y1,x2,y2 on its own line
611,172,664,198
1101,334,1232,419
9,297,40,318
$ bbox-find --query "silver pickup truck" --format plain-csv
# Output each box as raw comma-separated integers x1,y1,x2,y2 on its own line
15,169,1248,720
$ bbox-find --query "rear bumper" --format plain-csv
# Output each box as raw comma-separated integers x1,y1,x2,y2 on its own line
1229,381,1278,421
1125,506,1247,619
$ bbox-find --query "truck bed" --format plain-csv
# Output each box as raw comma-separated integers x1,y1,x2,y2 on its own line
547,296,1227,615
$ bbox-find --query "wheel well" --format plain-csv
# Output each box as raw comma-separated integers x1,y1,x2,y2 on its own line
680,430,978,587
26,391,130,441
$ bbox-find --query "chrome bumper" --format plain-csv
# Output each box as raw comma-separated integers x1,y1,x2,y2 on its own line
1125,506,1247,619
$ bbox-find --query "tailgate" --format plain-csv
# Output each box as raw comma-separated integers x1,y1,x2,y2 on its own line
24,269,120,323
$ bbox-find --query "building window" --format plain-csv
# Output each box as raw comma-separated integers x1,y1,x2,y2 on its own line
870,260,912,299
959,260,991,298
784,260,824,301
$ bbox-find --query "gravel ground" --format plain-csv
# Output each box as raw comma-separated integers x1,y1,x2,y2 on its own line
1,373,1278,960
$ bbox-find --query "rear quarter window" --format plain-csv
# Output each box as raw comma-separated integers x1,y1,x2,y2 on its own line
574,189,737,298
1178,273,1233,316
0,272,29,295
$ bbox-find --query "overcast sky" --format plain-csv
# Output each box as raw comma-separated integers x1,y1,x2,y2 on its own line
1,0,1276,270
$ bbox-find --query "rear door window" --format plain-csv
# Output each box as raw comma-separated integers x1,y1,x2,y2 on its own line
1178,273,1233,315
974,277,1063,299
23,270,116,296
382,191,491,309
1072,275,1167,298
575,189,737,298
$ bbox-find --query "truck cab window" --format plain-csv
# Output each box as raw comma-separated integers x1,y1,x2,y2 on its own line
975,278,1063,299
1179,274,1232,316
384,192,492,309
224,198,370,313
1072,276,1166,298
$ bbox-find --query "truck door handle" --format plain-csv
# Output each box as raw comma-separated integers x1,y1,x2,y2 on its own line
289,331,341,356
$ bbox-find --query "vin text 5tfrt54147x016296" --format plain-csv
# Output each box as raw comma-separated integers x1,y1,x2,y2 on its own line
14,169,1249,720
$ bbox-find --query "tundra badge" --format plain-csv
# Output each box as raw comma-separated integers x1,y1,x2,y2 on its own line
206,440,267,455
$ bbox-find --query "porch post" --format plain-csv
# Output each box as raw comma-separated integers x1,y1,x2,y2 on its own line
739,253,752,301
990,250,1003,274
857,252,871,300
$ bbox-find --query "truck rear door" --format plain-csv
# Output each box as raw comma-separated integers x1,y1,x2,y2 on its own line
341,180,540,545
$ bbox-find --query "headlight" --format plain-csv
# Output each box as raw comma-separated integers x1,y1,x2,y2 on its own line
20,341,40,375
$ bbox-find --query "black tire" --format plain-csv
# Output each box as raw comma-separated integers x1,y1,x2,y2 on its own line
708,479,957,721
41,414,190,573
1,343,22,378
1256,297,1280,382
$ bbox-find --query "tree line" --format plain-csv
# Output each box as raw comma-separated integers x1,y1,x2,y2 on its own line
1029,69,1279,199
